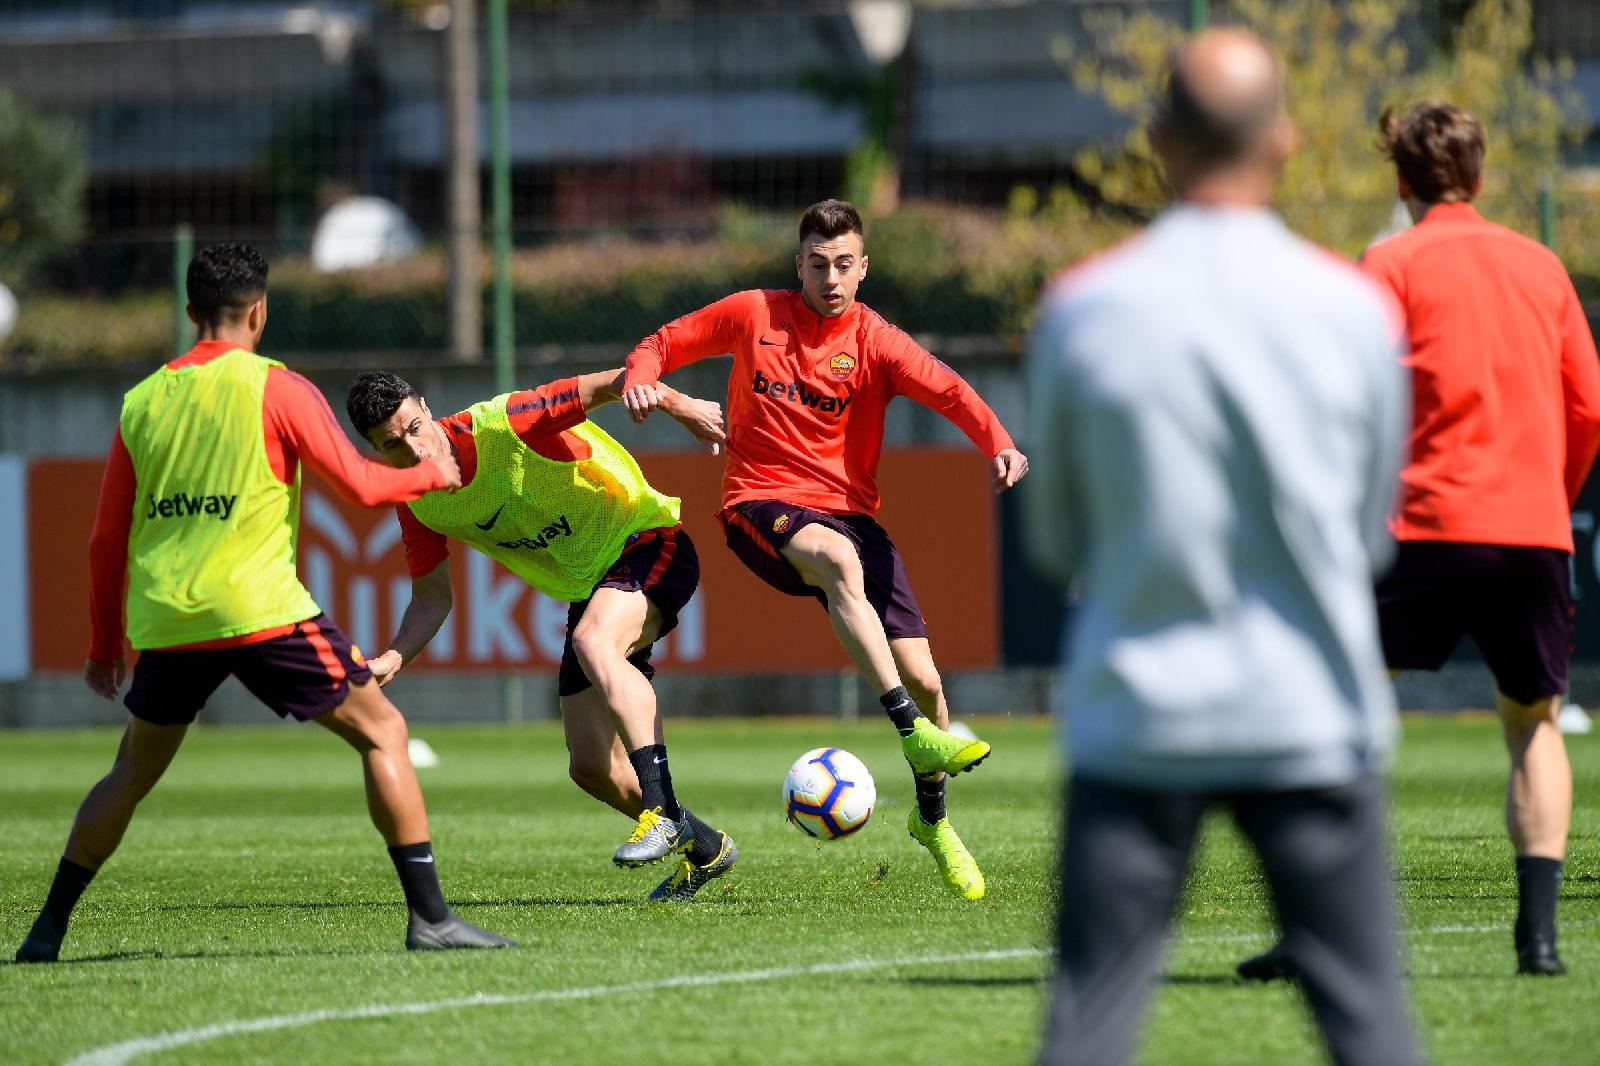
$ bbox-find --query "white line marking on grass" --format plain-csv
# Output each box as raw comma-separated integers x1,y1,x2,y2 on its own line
62,918,1600,1066
64,947,1044,1066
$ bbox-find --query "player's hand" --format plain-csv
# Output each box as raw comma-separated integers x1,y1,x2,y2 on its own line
84,658,126,700
621,383,665,423
368,649,404,687
992,448,1029,493
430,451,462,492
663,395,727,456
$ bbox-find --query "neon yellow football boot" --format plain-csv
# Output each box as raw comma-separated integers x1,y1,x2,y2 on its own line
900,717,992,777
908,809,986,900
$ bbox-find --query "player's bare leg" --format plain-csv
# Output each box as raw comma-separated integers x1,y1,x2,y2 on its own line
893,637,985,900
318,681,514,951
317,681,430,844
571,587,731,874
782,524,902,691
16,718,187,962
782,524,989,777
1496,688,1570,975
562,688,645,817
570,588,664,753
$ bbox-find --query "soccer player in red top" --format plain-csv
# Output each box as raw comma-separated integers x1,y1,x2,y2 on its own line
622,199,1029,900
16,244,512,963
1240,104,1600,982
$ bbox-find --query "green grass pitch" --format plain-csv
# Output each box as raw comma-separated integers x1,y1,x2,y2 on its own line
2,716,1596,1064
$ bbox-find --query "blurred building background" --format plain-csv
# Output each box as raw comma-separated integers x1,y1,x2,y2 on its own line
3,0,1600,724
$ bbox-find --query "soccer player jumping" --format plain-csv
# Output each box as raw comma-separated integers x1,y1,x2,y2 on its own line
344,368,738,901
621,199,1028,899
16,244,512,961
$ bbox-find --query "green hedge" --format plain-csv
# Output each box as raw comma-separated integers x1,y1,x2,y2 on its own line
6,202,1597,369
0,207,1108,368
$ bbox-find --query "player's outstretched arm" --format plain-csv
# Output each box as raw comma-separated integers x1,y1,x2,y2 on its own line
881,328,1027,492
369,561,454,687
269,367,459,506
621,291,759,421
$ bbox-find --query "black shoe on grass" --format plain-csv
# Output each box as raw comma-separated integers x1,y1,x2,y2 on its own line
14,917,62,964
405,912,516,952
1236,943,1297,983
1516,939,1567,976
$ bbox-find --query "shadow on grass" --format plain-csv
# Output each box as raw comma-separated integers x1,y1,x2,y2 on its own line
7,945,385,965
896,974,1045,988
1160,974,1245,986
157,895,661,912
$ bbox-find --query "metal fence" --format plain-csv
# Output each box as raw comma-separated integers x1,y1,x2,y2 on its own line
0,0,1598,369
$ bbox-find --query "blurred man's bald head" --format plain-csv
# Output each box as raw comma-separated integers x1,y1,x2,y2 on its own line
1152,28,1294,198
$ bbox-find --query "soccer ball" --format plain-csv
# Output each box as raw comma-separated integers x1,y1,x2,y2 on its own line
783,747,876,840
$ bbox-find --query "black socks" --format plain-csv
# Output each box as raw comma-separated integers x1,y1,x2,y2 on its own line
915,775,947,825
880,686,923,737
32,857,97,942
627,744,681,821
1514,855,1563,948
682,809,723,865
388,842,450,923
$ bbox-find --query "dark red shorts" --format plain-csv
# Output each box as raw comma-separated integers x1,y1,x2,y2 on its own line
124,614,373,726
718,499,927,640
558,525,700,697
1377,541,1573,704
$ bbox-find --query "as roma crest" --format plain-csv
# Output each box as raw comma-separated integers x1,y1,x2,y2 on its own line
829,352,856,381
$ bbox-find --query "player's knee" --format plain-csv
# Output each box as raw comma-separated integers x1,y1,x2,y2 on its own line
343,693,410,753
570,624,625,677
567,753,613,799
811,546,864,598
108,756,165,799
903,667,943,710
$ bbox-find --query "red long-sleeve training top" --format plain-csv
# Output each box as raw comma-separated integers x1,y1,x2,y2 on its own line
1363,203,1600,552
88,341,448,663
624,289,1014,515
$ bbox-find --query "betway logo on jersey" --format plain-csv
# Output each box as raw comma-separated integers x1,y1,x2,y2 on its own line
497,514,573,552
144,492,238,521
752,370,853,415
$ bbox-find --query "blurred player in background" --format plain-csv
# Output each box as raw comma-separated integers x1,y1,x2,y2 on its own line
620,198,1027,901
16,244,513,962
1027,30,1422,1065
345,368,739,901
1239,101,1600,981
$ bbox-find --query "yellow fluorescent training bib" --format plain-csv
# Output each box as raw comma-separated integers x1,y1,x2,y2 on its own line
119,348,319,649
407,395,680,602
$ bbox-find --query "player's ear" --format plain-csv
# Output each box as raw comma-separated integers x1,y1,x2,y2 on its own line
794,252,803,281
185,302,201,327
418,396,432,421
249,294,267,335
858,253,868,280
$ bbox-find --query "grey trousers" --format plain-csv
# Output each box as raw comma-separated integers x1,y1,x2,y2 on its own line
1041,773,1423,1066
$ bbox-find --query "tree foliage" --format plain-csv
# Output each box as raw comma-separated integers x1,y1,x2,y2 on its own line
1033,0,1583,258
0,92,85,281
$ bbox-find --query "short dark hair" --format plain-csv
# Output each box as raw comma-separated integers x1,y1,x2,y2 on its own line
346,370,418,439
186,243,268,325
1378,102,1484,204
799,199,864,244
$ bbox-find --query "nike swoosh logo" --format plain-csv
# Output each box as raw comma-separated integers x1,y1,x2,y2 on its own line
758,337,784,346
475,502,508,531
654,756,667,764
406,855,435,864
